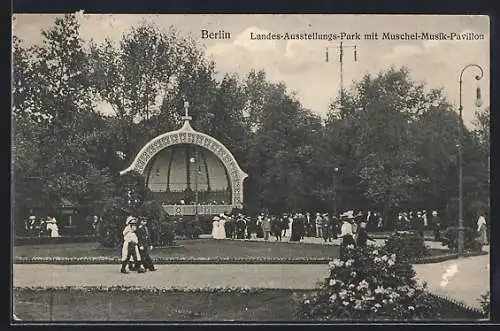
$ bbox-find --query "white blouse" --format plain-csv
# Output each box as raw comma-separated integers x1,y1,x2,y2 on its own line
477,216,486,232
340,222,353,237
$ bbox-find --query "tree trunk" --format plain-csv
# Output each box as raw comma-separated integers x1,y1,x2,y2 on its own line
383,195,390,229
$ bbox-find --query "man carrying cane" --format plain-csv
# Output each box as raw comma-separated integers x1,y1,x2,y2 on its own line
137,217,156,272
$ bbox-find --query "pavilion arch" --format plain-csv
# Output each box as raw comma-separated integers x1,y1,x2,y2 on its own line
120,119,248,209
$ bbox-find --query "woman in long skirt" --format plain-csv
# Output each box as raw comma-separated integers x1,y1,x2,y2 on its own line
212,216,220,239
477,214,488,246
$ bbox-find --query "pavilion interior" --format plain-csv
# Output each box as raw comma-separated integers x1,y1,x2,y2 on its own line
145,144,232,205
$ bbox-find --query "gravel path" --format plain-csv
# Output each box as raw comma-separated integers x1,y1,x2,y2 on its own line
13,264,329,289
413,254,489,309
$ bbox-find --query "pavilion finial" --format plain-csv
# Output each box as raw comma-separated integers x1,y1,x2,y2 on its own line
182,100,192,121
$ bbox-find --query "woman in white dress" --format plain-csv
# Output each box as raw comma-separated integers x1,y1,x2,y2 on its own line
46,217,60,238
212,216,220,239
477,214,488,246
218,214,227,239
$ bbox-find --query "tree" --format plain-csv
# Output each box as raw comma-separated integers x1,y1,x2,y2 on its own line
324,68,462,222
12,14,117,226
244,71,323,212
90,22,216,159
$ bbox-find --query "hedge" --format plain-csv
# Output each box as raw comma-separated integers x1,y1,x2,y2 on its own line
13,285,266,294
13,250,488,265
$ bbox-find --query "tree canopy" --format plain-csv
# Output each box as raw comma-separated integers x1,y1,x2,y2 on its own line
12,14,489,231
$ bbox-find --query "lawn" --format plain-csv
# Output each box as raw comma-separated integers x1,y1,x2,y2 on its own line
13,288,483,321
13,240,341,259
13,239,449,261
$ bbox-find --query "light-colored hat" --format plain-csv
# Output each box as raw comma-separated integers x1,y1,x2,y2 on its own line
126,216,137,225
432,211,438,216
340,210,354,220
213,216,220,221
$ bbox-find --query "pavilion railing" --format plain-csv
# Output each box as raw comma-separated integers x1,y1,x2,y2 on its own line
162,204,233,216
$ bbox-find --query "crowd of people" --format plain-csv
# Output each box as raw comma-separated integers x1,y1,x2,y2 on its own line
24,211,60,238
208,210,378,247
207,208,489,246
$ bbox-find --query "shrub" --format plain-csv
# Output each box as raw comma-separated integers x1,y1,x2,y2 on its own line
384,231,430,261
295,245,440,321
441,227,482,252
98,197,128,248
172,220,202,239
479,291,490,318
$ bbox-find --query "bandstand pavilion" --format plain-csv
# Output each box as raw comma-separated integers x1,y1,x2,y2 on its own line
120,102,248,220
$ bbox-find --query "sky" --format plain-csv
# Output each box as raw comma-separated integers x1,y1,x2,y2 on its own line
12,13,490,128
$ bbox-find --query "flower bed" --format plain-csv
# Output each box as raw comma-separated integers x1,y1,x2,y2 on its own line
296,245,448,320
14,256,334,264
14,249,487,265
14,285,266,294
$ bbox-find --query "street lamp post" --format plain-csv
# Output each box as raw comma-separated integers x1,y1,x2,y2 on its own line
457,64,484,256
333,167,339,217
189,152,199,223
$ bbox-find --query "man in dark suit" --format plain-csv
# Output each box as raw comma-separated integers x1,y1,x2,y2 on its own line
137,218,156,272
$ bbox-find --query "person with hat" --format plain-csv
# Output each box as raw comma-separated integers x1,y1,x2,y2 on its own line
415,211,425,238
432,211,441,241
261,214,271,241
46,216,60,238
356,221,376,249
476,212,488,247
280,213,289,237
218,214,227,239
121,216,145,274
212,216,220,239
271,215,282,241
315,212,323,238
322,213,331,243
137,217,156,272
329,214,339,240
339,211,356,249
26,211,37,236
236,215,246,239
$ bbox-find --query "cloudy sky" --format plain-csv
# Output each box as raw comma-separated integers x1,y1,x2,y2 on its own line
12,14,490,127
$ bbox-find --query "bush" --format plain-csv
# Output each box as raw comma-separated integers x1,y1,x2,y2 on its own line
295,245,440,321
479,291,490,318
384,231,430,261
441,227,482,252
172,219,202,240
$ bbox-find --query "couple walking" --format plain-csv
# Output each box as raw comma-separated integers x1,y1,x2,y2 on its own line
120,216,156,274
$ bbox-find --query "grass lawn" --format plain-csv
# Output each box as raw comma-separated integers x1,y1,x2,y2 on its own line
14,240,341,259
13,240,448,260
13,288,483,321
13,239,450,260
